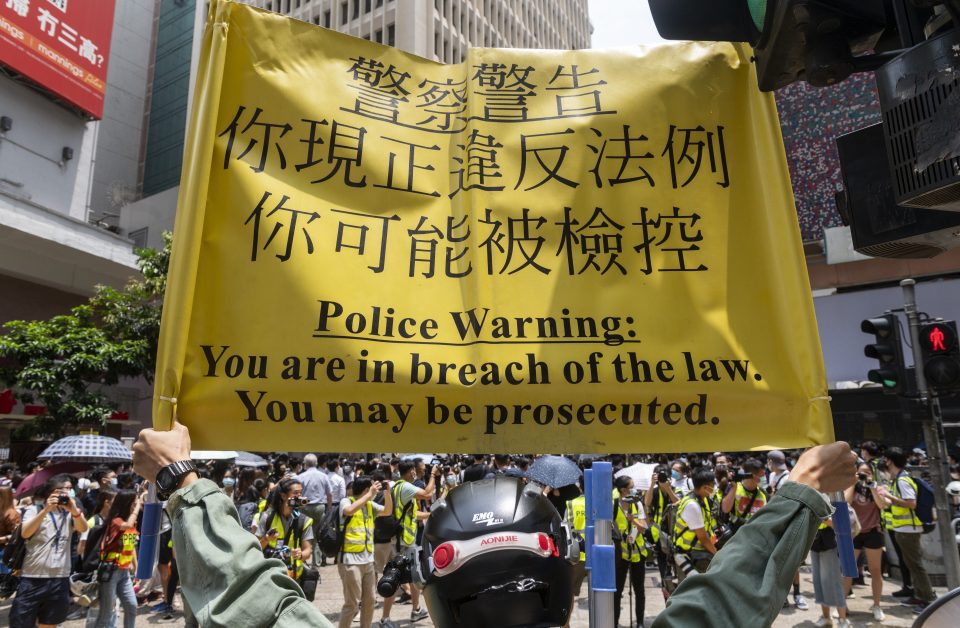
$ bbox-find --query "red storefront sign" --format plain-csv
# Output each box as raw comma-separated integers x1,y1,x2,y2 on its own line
0,0,116,119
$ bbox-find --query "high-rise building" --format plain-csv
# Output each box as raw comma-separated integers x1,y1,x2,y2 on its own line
120,0,592,245
0,0,159,448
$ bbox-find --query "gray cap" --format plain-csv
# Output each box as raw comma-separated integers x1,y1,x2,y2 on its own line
767,450,786,468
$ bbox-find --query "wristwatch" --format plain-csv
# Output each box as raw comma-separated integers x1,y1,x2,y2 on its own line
156,460,198,500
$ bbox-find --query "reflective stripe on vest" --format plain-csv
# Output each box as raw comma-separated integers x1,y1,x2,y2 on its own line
673,494,715,552
393,480,418,545
615,501,648,562
889,473,922,529
343,498,374,554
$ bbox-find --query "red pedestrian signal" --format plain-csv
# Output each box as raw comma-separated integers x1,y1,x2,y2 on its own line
918,321,960,394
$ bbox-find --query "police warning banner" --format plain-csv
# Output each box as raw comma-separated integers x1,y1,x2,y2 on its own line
154,0,832,453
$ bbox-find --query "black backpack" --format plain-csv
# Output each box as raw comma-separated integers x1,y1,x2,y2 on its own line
373,483,413,545
317,504,347,558
1,508,29,570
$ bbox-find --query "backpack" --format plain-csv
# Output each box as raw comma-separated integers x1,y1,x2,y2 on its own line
317,504,347,558
373,483,413,546
79,520,107,574
2,507,31,571
912,476,936,534
237,502,258,531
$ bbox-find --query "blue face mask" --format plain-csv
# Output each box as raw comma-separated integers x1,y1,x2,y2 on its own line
68,489,76,499
109,478,118,488
672,470,682,481
223,478,236,488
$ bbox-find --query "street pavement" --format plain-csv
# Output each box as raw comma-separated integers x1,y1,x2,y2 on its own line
0,561,938,627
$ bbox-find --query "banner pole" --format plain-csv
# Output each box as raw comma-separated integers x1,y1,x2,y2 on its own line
590,462,615,628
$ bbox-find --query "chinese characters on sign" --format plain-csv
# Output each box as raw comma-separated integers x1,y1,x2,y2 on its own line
156,2,831,454
0,0,115,118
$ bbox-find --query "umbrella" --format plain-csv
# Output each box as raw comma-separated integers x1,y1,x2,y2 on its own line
578,454,605,463
37,435,132,464
401,453,434,461
526,455,581,489
191,450,240,461
616,462,659,492
16,461,90,498
234,451,269,468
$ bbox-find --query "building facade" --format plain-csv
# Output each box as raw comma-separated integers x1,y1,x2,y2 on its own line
0,0,159,450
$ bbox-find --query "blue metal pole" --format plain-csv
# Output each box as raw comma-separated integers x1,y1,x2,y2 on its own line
590,462,615,627
584,468,595,628
829,492,858,578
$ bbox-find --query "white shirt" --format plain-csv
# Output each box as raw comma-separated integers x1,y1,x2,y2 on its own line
681,497,705,530
327,471,347,503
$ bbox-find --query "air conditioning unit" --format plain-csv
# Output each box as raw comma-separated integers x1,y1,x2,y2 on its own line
876,27,960,211
835,123,960,258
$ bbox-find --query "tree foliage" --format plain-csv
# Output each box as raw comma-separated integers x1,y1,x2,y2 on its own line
0,233,170,437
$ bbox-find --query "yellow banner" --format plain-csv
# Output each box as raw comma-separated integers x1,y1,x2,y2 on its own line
155,0,832,453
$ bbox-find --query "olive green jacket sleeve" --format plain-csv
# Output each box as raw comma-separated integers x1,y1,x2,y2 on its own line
166,479,334,628
652,481,832,628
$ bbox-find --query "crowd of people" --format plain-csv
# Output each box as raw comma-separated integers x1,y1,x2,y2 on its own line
0,439,956,627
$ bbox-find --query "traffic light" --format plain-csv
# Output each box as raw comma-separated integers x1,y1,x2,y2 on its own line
918,320,960,394
648,0,888,91
861,314,907,393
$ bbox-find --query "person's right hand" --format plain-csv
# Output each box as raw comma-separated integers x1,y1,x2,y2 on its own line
370,481,382,495
789,442,858,493
132,418,192,483
44,493,60,512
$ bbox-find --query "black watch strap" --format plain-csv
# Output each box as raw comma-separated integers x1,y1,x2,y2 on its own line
157,460,198,499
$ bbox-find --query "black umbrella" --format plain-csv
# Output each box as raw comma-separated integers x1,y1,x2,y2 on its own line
526,455,581,488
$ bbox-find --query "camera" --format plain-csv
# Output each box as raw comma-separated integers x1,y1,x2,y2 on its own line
377,553,413,597
733,470,752,482
657,470,669,484
264,543,291,563
287,497,308,509
857,472,868,482
58,495,70,505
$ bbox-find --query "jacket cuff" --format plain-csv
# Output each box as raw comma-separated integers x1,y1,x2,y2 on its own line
776,480,834,520
165,478,222,518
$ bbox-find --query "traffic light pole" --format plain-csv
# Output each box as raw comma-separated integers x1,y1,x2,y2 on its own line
900,279,960,590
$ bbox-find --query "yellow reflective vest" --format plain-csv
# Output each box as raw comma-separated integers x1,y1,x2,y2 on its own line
342,498,375,555
888,473,922,530
566,495,586,561
615,500,648,563
392,480,419,546
673,494,715,553
262,511,313,579
730,482,767,524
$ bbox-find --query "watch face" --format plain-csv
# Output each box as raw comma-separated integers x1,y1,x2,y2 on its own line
156,467,176,492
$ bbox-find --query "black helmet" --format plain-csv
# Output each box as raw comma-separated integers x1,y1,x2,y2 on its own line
421,476,577,628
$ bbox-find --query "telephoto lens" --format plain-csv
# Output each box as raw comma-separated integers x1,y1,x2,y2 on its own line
377,554,412,597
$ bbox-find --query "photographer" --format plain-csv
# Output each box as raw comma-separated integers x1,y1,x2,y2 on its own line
131,420,858,628
672,467,718,583
337,476,393,628
255,478,316,599
9,474,88,628
845,462,889,622
390,460,439,622
720,458,767,528
613,475,648,627
645,465,679,584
